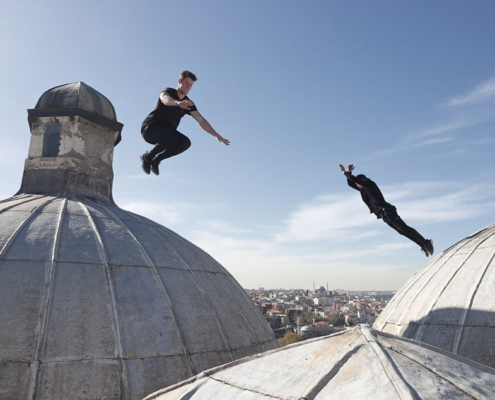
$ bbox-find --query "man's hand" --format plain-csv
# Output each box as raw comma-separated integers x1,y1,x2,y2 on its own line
348,164,355,173
216,136,230,146
178,100,195,110
339,164,346,173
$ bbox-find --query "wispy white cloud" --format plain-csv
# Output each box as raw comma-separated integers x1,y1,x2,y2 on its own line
372,72,495,158
447,74,495,106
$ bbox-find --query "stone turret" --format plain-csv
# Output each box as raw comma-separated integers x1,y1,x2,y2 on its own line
19,82,123,203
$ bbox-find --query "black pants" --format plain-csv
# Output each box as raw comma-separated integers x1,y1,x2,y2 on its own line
381,209,427,248
142,123,191,162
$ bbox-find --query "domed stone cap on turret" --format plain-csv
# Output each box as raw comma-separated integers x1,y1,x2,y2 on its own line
29,82,122,145
144,325,495,400
374,223,495,369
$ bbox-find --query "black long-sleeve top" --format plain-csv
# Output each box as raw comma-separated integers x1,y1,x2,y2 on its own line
344,172,395,217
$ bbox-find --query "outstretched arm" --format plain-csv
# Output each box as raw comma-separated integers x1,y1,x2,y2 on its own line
191,111,230,146
339,164,359,191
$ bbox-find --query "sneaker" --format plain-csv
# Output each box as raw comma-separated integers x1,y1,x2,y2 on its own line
426,239,434,256
140,152,152,175
151,158,160,176
421,247,429,257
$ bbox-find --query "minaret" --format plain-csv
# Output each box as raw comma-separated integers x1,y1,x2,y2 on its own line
19,82,123,204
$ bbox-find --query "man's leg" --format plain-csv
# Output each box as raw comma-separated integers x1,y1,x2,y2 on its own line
141,124,191,175
142,124,181,159
382,214,428,249
154,132,191,162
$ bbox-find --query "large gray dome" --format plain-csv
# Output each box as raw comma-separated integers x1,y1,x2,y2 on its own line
374,223,495,368
0,194,277,399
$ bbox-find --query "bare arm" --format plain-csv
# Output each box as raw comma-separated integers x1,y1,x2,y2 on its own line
159,92,195,110
191,110,230,146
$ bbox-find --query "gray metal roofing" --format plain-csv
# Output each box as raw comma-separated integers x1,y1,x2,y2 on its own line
374,223,495,369
0,194,278,399
144,324,495,400
34,81,118,121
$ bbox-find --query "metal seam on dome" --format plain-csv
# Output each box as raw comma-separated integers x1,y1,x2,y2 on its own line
376,226,495,332
377,338,485,399
0,194,41,207
297,336,365,400
361,326,418,400
453,238,495,354
0,196,53,260
120,209,237,363
375,244,461,332
196,244,276,339
28,197,66,400
142,330,353,400
82,201,197,376
390,236,477,336
226,274,276,339
374,259,438,330
155,222,273,347
413,228,495,347
78,200,130,397
214,274,268,346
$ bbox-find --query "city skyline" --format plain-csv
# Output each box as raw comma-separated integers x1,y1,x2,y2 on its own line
2,2,495,290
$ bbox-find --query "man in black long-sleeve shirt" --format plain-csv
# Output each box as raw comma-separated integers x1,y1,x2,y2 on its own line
339,164,434,257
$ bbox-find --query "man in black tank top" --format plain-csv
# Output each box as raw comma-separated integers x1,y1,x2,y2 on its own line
339,164,434,257
140,70,230,175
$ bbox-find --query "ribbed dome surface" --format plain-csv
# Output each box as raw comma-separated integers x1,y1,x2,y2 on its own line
35,81,117,121
374,223,495,368
144,325,495,400
0,194,277,399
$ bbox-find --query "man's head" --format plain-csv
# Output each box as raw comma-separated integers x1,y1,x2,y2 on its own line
354,174,368,190
178,70,197,96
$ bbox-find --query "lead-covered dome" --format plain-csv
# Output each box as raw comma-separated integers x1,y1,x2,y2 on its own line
144,325,495,400
374,223,495,368
0,194,278,399
35,81,117,121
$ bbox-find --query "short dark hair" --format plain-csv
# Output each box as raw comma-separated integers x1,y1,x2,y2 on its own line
180,70,197,82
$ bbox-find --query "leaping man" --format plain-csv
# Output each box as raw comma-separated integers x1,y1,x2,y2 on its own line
140,70,230,175
339,164,434,257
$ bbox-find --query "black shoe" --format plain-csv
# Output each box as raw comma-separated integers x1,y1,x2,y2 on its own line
151,158,160,176
426,239,434,256
421,247,429,257
140,152,152,175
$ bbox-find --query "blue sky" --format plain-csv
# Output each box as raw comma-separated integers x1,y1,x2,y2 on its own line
1,1,495,290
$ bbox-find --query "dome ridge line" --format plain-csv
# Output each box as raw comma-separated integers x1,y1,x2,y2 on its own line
361,327,417,400
117,208,237,363
374,257,441,331
93,203,197,377
213,272,266,345
452,244,495,354
77,200,130,396
0,195,49,218
412,229,495,345
28,198,67,399
391,236,479,335
298,334,365,400
143,331,351,400
0,196,54,260
375,331,492,398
